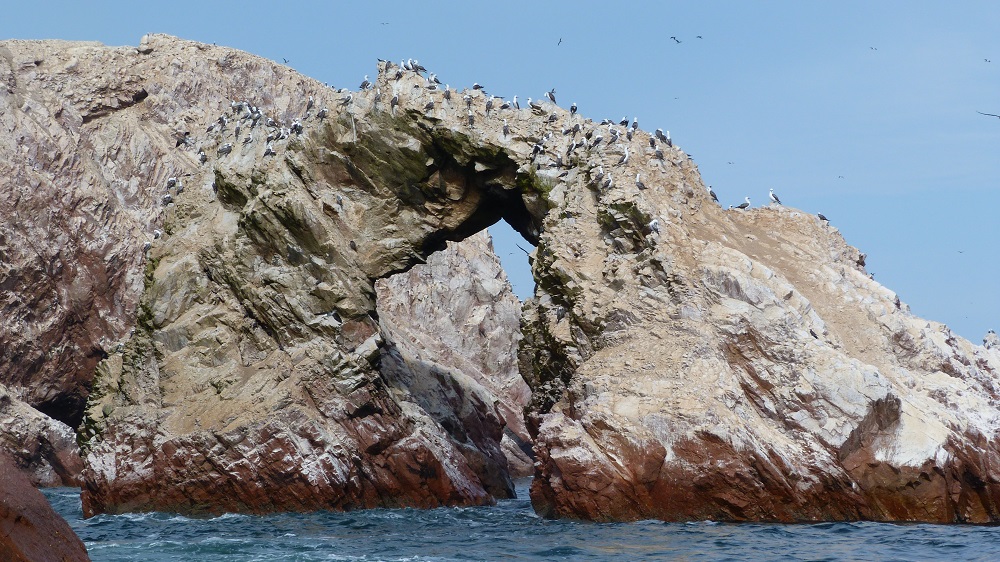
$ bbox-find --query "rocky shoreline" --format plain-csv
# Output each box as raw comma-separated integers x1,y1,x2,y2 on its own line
2,34,999,536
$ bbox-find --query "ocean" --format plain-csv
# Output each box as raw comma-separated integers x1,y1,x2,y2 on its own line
43,480,1000,561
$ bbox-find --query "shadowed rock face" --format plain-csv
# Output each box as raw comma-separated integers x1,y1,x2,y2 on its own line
5,33,1000,522
0,452,90,562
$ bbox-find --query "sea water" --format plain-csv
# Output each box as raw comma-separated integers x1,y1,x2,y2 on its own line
44,480,1000,561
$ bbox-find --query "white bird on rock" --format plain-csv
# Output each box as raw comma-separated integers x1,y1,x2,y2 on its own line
769,188,782,205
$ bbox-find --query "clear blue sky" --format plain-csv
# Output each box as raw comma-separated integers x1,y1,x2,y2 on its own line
6,1,999,342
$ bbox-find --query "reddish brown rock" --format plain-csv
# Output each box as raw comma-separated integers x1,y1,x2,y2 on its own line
9,33,1000,524
0,452,89,562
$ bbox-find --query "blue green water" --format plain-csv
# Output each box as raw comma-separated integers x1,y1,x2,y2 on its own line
43,480,1000,561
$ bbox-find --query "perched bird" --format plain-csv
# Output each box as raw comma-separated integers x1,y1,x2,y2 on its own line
307,95,315,111
317,107,328,120
175,131,191,147
198,150,207,164
473,82,484,90
360,75,371,90
631,118,638,130
153,229,162,239
467,110,474,127
513,95,519,110
654,148,664,160
665,130,672,147
617,145,630,165
655,128,667,143
707,185,718,203
769,188,782,205
423,100,435,111
486,96,494,115
619,116,629,126
374,88,382,104
391,94,399,114
443,85,451,101
242,133,253,145
162,194,173,205
570,102,577,115
736,196,751,209
649,137,656,149
545,88,557,104
464,94,472,109
593,165,605,184
648,219,660,234
429,72,441,84
340,94,353,107
217,143,233,156
591,134,603,148
264,144,276,156
602,172,613,190
166,177,177,189
503,119,510,137
818,212,829,223
635,173,646,190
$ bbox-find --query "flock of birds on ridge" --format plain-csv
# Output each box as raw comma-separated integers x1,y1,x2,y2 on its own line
154,57,832,247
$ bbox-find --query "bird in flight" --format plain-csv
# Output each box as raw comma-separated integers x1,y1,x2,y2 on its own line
282,58,289,64
977,111,1000,118
670,36,682,44
558,38,562,46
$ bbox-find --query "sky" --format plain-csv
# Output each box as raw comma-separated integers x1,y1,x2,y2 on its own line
4,1,999,343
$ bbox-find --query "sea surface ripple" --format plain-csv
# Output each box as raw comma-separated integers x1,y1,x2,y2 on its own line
43,480,1000,561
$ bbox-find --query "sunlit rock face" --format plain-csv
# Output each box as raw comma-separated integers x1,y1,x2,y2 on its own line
5,33,1000,522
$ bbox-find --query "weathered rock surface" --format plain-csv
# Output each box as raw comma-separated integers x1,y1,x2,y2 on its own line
0,384,83,487
7,33,1000,523
376,231,532,480
525,196,1000,522
0,452,90,562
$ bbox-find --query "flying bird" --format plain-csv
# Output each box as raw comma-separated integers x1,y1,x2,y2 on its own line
557,38,562,46
670,36,681,44
977,111,1000,118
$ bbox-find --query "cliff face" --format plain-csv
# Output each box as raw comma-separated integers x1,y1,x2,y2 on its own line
376,230,532,483
5,34,1000,522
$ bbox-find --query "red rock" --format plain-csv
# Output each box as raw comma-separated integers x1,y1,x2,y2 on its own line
0,452,89,562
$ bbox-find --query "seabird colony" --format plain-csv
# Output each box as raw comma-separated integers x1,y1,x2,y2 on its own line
152,52,829,254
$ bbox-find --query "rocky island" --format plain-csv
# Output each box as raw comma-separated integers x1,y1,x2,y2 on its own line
1,34,999,527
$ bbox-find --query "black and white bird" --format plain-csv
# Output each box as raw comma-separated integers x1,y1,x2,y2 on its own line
486,96,494,115
769,188,782,205
655,128,667,143
619,116,629,126
635,173,646,190
423,100,435,111
593,165,605,184
198,150,207,164
648,218,660,234
443,85,451,101
665,130,672,147
166,177,177,189
617,145,630,165
217,143,233,156
602,172,613,190
503,119,510,137
307,96,315,111
736,196,751,209
631,118,638,130
570,102,577,115
317,107,328,120
340,94,353,107
707,185,719,203
264,144,275,156
467,110,474,127
360,75,371,90
513,95,519,110
818,212,829,223
545,88,556,104
390,94,399,114
473,82,484,90
242,133,253,145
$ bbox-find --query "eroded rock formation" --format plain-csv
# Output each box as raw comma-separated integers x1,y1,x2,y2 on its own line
0,452,90,562
376,231,532,480
0,383,83,487
5,33,1000,522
